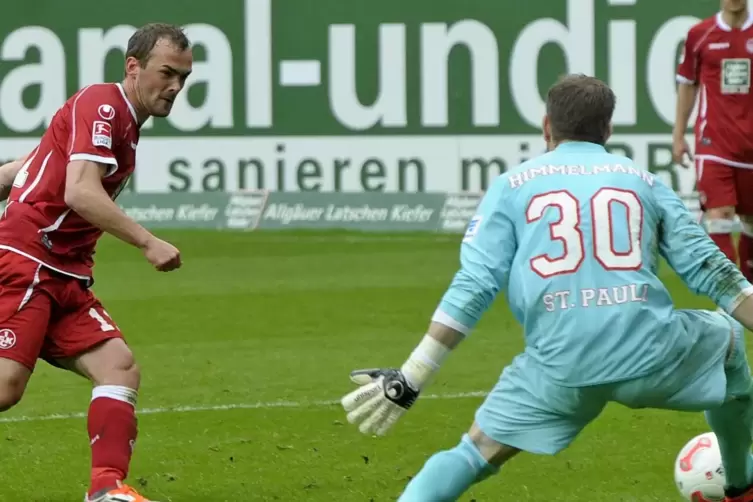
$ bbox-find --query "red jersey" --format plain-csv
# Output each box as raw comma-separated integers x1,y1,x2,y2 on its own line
0,83,139,282
677,12,753,167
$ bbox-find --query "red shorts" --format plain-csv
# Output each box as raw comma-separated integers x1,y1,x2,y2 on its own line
0,250,124,371
696,158,753,214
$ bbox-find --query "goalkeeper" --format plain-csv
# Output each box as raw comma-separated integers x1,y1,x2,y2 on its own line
341,75,753,502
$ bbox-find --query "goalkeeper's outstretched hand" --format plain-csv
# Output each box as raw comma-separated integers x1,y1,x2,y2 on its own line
340,368,420,436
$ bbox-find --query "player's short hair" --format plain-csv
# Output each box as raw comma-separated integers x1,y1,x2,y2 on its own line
545,74,615,146
126,23,191,67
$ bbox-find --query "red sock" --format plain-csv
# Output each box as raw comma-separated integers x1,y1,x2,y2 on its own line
739,233,753,281
88,386,138,496
711,233,737,265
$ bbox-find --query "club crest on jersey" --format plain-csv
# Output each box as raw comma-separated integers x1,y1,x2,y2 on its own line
92,121,113,149
97,104,116,120
463,215,482,243
721,58,751,94
0,329,17,350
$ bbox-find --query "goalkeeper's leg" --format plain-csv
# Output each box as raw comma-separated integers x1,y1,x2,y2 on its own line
397,424,513,502
398,354,605,501
610,309,753,500
704,318,753,498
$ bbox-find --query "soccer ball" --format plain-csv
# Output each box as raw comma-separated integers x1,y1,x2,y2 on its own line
674,432,726,501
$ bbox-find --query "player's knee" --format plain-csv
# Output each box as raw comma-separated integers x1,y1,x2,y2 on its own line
0,390,23,412
0,364,29,412
468,422,520,468
0,381,25,411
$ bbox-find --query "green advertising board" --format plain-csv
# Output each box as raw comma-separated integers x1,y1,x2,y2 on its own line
259,192,444,231
115,192,262,229
110,190,709,232
0,0,712,196
116,191,461,232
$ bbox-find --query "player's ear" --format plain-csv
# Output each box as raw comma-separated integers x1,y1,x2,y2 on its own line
542,115,553,151
606,122,613,143
124,57,141,79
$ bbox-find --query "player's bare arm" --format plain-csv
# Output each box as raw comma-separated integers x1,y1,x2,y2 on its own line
673,82,698,167
65,160,182,272
426,321,464,350
0,157,26,201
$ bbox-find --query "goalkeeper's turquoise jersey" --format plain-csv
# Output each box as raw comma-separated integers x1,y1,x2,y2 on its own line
435,141,753,386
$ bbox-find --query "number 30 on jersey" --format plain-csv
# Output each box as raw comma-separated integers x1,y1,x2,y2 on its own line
526,188,643,278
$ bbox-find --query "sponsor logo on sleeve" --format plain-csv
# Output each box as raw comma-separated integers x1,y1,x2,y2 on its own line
92,121,113,149
97,104,116,120
463,215,482,242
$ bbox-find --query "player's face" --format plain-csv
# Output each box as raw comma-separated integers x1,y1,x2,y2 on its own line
723,0,747,14
137,40,193,118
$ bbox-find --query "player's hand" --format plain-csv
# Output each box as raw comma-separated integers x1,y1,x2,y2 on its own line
143,236,182,272
340,368,420,436
672,136,693,169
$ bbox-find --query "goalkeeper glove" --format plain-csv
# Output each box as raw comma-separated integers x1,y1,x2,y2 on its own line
340,334,450,436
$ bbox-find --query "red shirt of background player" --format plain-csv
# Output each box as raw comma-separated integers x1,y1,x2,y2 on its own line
677,12,753,167
0,83,139,283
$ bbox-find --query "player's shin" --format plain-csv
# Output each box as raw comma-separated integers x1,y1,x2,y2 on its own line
88,385,138,496
704,324,753,494
398,434,498,502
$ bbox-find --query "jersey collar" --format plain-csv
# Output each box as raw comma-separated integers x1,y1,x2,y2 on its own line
115,83,140,125
716,11,753,31
554,141,607,153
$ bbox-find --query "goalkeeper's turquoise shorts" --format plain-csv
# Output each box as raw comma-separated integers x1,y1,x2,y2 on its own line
474,309,750,455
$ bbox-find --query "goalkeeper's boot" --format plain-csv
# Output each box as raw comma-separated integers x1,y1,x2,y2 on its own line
84,481,159,502
725,483,753,502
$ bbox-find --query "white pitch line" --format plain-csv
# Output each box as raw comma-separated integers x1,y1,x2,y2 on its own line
0,391,489,424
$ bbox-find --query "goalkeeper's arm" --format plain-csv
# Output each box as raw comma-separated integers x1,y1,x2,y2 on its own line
341,177,513,435
396,177,515,389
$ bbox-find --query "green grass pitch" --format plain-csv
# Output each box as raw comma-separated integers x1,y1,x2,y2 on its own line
0,230,730,501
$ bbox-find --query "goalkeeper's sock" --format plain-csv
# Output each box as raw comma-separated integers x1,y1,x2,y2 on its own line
398,434,498,502
707,398,753,493
87,386,138,496
705,323,753,492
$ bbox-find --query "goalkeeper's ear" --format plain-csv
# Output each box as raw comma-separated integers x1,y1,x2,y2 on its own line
349,368,385,385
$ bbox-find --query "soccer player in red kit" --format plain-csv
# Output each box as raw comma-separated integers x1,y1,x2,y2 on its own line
0,24,192,502
674,0,753,280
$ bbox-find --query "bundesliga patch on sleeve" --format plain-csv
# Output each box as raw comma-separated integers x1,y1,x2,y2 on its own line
463,215,482,242
92,121,113,149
